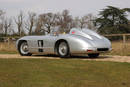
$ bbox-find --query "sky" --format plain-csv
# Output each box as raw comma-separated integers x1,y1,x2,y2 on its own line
0,0,130,17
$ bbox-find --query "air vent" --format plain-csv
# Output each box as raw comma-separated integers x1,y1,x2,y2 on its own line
97,48,109,51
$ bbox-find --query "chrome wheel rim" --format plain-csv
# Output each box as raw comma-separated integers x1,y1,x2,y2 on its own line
59,42,67,56
20,42,29,54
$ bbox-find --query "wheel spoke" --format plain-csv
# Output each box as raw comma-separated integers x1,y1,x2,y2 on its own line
20,42,29,54
59,42,67,56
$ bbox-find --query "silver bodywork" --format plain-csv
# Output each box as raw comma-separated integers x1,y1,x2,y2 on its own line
16,28,112,55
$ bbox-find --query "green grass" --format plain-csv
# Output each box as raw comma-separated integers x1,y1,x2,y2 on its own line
0,59,130,87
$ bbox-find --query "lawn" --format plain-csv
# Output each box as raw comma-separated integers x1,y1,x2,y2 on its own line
0,59,130,87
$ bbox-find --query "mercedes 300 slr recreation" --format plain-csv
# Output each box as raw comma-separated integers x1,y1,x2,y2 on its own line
16,28,112,58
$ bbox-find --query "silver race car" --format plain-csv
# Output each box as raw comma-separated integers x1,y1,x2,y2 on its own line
16,28,111,58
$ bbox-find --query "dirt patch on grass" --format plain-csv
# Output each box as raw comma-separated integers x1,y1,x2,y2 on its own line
0,54,130,63
0,54,60,59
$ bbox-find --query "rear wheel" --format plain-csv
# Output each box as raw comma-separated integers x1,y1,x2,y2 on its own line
57,41,70,58
18,41,32,56
88,53,99,58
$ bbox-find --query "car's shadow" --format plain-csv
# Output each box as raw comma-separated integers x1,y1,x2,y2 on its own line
32,54,110,59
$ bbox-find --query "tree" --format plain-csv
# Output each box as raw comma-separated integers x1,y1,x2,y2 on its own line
14,11,25,36
95,6,130,34
25,12,36,35
35,18,44,35
57,10,73,33
0,10,5,34
79,16,88,29
86,14,97,31
37,13,57,34
0,10,5,17
72,14,96,31
3,18,12,36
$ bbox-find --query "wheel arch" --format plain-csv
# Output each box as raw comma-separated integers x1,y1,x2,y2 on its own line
17,39,32,56
54,39,69,54
17,40,27,49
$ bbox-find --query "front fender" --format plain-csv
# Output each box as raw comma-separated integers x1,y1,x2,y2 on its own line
16,36,29,50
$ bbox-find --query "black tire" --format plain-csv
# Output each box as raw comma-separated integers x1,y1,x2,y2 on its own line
18,41,32,56
88,53,99,58
57,41,70,58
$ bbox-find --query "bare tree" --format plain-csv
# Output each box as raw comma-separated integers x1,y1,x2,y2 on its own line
0,23,3,34
35,18,44,35
14,11,24,36
25,12,36,35
3,18,12,36
38,13,57,34
73,14,97,30
79,16,89,29
57,10,73,33
86,14,97,31
0,10,5,17
0,10,5,34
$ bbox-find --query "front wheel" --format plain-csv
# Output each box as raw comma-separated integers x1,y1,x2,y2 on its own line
88,53,99,58
57,41,70,58
18,41,32,56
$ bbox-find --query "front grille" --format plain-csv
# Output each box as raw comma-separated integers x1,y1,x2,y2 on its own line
97,48,109,51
